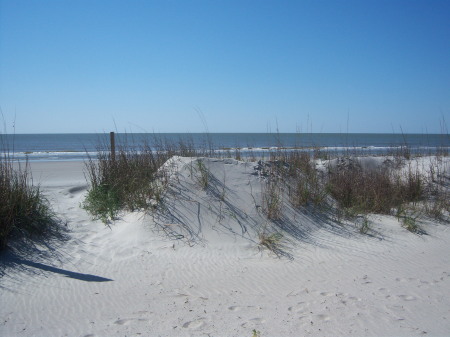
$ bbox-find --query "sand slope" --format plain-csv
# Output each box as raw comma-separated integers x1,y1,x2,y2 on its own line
1,157,450,337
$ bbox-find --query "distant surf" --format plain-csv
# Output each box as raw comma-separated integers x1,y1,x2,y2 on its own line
1,132,448,161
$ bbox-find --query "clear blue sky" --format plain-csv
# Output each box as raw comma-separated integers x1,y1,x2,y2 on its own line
1,0,449,134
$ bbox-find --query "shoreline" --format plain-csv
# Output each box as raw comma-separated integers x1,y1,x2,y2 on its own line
3,132,448,163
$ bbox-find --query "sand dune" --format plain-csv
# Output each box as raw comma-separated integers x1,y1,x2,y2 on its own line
1,157,450,336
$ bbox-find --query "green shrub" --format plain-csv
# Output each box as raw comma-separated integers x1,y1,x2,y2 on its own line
82,184,121,224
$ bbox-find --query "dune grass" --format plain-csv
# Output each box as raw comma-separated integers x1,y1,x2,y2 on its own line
284,151,327,208
81,131,448,242
327,163,421,215
0,152,60,250
82,134,214,223
262,176,283,220
82,139,172,224
258,145,448,237
1,127,447,257
257,223,292,259
194,158,210,189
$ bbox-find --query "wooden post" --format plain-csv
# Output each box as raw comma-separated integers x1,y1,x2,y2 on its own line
110,132,115,161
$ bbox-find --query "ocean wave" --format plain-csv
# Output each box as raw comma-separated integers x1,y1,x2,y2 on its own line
1,151,98,162
2,144,448,162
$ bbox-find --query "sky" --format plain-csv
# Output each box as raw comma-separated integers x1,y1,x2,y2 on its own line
0,0,449,134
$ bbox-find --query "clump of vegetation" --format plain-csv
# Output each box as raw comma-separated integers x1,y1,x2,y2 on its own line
252,329,261,337
82,139,170,224
82,130,449,242
327,160,424,216
396,205,424,234
257,225,291,259
424,194,449,220
359,215,371,234
83,134,216,224
261,177,283,220
424,158,450,219
328,164,392,214
285,151,327,207
261,146,448,237
259,232,283,251
0,154,60,250
401,215,421,233
82,182,121,224
195,159,210,189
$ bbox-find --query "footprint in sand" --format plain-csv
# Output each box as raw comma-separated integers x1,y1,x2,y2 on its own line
114,317,147,325
114,318,132,325
288,303,307,313
228,305,254,311
319,292,335,297
388,304,406,313
315,314,331,322
133,310,150,315
250,317,265,323
182,319,205,329
228,306,242,311
398,294,417,301
241,317,265,328
395,277,417,283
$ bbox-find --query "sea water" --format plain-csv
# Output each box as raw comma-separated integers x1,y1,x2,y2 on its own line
1,133,448,162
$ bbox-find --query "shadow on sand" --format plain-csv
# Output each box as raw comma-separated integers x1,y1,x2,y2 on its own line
0,227,113,292
3,256,112,282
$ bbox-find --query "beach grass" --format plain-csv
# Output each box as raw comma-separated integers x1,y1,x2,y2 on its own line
194,159,210,189
257,225,292,259
81,130,449,238
0,151,60,250
82,139,171,223
82,135,214,223
262,177,283,221
255,141,448,238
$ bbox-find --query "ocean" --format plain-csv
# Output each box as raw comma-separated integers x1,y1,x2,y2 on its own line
1,133,449,162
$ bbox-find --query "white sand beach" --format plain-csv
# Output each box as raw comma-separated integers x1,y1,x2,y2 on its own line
1,157,450,337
